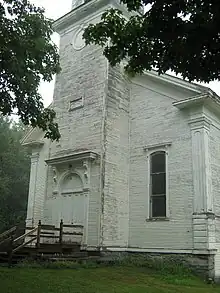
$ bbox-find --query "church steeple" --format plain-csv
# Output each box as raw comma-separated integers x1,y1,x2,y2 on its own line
71,0,144,14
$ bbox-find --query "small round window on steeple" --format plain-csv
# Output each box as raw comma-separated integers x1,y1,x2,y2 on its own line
72,28,86,51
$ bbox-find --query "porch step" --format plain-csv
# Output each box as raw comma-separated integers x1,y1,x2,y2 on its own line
36,243,81,253
0,251,90,265
40,251,88,260
49,256,101,262
0,243,82,265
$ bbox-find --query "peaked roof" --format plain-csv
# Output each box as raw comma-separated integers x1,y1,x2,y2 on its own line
20,102,55,147
21,71,219,147
143,70,215,95
20,126,45,147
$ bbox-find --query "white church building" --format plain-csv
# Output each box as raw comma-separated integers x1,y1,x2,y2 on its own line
22,0,220,280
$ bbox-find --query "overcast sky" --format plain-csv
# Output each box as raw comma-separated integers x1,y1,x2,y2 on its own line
31,0,220,106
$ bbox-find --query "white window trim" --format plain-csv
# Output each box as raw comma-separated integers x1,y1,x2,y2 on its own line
145,143,171,220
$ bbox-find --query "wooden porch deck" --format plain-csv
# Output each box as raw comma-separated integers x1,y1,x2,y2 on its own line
0,220,94,265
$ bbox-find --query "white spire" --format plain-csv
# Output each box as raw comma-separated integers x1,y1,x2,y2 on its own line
72,0,85,9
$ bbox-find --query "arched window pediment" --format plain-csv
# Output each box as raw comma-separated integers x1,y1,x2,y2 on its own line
60,172,83,195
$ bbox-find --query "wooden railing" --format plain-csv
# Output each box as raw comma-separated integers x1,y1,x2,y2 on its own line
0,226,17,248
0,220,84,265
12,227,38,253
37,220,84,247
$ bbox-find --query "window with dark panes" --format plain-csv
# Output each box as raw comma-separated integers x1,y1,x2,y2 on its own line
150,151,166,218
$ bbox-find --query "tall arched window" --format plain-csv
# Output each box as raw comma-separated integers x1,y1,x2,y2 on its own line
150,151,166,218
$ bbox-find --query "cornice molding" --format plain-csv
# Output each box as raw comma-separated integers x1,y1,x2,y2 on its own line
45,150,99,166
173,92,220,111
143,142,172,152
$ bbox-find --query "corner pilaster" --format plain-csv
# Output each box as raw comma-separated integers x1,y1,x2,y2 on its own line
189,116,213,213
189,115,215,251
26,152,39,227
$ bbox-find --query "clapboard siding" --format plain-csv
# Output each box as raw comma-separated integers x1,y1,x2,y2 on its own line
129,80,194,249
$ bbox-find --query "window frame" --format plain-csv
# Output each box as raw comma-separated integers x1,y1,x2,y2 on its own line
69,96,84,111
145,143,170,220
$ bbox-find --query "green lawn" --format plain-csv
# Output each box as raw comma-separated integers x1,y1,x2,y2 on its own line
0,266,219,293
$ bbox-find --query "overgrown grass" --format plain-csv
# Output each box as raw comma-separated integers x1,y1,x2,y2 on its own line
15,255,192,277
109,254,193,277
16,259,100,269
0,264,219,293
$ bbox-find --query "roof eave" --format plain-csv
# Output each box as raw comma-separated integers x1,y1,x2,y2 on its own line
143,70,214,95
173,92,220,112
22,140,44,148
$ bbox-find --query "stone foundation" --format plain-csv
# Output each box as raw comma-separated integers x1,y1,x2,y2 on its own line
100,251,215,280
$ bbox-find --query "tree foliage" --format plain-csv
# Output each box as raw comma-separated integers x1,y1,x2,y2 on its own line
83,0,220,83
0,0,61,140
0,117,30,233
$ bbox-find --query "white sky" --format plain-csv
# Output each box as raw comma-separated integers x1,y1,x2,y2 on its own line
31,0,220,106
